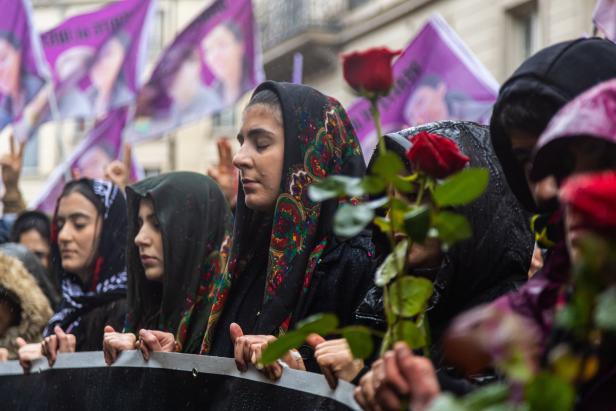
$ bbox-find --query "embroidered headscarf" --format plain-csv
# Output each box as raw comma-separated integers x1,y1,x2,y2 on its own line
44,179,128,336
201,81,366,353
124,172,232,354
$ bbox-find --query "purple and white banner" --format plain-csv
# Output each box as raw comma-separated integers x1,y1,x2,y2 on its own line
0,0,49,131
15,0,155,142
126,0,264,142
593,0,616,41
348,14,499,161
31,107,141,214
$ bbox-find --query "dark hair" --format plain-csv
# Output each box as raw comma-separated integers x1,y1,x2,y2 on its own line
498,94,562,138
246,89,282,123
59,179,105,217
11,211,51,245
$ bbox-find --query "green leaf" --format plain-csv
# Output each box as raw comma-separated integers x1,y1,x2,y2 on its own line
334,204,373,238
260,330,307,365
428,394,469,411
462,383,510,411
432,211,472,246
388,276,434,317
296,313,339,335
361,175,386,194
375,240,407,286
342,326,374,359
397,319,426,348
525,372,575,411
373,152,405,182
366,196,389,210
433,168,489,207
308,176,364,202
373,216,391,234
404,205,430,243
595,286,616,331
393,175,415,193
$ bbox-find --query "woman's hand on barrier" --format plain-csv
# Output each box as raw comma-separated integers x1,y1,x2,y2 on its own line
229,322,305,380
103,325,137,365
137,329,177,361
308,334,364,389
41,326,76,366
354,359,382,411
16,337,43,374
0,348,8,362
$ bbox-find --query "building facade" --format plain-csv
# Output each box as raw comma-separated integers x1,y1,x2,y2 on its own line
8,0,599,204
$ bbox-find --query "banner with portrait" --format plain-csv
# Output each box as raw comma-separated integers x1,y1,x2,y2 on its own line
0,0,50,131
31,107,141,214
14,0,156,142
347,14,499,162
125,0,265,142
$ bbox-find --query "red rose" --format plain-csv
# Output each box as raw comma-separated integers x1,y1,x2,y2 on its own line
406,131,470,179
342,48,401,95
560,171,616,232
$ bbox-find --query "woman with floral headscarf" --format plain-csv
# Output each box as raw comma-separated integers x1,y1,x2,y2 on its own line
198,81,376,378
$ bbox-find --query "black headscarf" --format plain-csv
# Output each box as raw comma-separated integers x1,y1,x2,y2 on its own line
124,172,232,354
203,81,367,353
44,179,128,336
363,121,534,349
489,37,616,212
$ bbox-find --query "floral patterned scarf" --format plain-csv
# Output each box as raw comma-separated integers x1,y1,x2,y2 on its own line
201,81,365,353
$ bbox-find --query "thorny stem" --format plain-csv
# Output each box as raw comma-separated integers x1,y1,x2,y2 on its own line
371,99,386,157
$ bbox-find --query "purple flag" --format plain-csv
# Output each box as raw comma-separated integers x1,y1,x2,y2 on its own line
0,0,49,130
126,0,264,142
31,107,140,214
348,14,499,162
593,0,616,41
15,0,155,142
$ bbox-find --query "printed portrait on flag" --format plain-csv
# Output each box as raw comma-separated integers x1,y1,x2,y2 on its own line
347,14,499,162
14,0,155,142
31,107,141,214
0,0,48,130
127,0,264,142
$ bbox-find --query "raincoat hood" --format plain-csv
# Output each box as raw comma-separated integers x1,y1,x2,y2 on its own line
490,37,616,212
531,79,616,181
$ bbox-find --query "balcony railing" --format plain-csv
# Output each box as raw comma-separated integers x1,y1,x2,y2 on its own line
256,0,352,50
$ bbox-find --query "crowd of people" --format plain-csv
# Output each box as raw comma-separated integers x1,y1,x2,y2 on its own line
0,36,615,411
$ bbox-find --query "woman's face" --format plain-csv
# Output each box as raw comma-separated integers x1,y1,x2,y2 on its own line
201,25,244,85
19,229,50,270
134,198,164,282
169,50,201,108
233,104,284,212
0,38,21,98
90,38,125,95
56,192,102,281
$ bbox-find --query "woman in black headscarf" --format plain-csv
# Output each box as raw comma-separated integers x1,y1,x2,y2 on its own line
201,81,375,377
103,172,232,363
363,121,533,335
18,179,128,370
352,121,534,394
